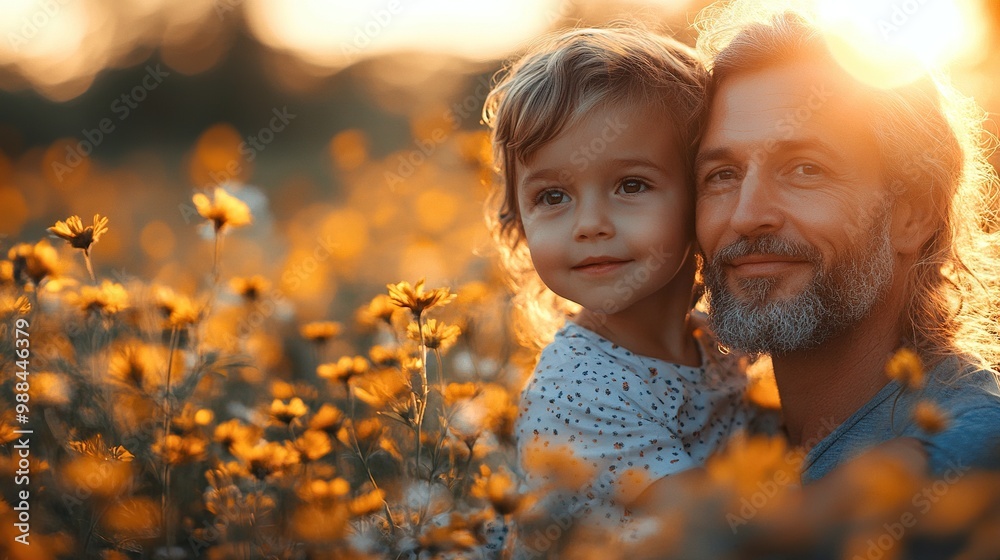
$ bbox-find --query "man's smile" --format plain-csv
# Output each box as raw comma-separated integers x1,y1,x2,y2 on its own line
727,254,811,277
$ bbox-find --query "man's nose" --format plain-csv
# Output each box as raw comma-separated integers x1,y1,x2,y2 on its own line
729,165,784,236
573,195,614,241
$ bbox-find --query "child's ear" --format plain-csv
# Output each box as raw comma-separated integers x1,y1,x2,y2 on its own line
890,190,937,255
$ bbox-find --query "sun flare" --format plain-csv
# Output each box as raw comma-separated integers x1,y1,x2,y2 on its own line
816,0,987,88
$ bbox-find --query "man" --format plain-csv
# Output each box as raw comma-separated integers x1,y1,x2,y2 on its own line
693,5,1000,482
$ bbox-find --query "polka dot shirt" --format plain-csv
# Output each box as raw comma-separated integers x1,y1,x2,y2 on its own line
516,319,753,526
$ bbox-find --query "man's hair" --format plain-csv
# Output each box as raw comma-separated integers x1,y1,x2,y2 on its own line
695,1,1000,370
482,25,708,347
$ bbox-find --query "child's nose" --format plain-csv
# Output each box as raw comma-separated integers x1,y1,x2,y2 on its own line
573,197,614,241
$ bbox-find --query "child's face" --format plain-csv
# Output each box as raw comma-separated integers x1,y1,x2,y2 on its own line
516,102,695,318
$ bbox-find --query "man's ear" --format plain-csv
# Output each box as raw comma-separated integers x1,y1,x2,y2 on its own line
890,191,937,255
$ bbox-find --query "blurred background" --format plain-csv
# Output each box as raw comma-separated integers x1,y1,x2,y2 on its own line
1,0,998,322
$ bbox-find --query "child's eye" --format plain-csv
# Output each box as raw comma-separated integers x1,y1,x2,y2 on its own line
535,189,568,206
617,178,649,194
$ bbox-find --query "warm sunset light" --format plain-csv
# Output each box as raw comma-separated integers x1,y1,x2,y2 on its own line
1,1,999,557
816,0,987,87
244,0,561,70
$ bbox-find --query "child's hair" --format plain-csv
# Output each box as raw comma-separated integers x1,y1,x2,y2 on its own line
482,25,709,349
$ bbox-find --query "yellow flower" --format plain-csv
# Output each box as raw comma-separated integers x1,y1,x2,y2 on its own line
76,280,129,314
706,434,801,502
67,433,134,462
214,419,263,451
300,321,342,344
229,275,270,302
351,370,409,408
745,355,781,410
47,214,109,253
317,355,369,384
29,372,72,407
0,414,19,445
348,488,386,517
471,383,517,438
368,345,402,369
293,429,332,462
154,285,200,328
153,434,207,465
108,344,158,389
308,404,345,433
407,318,461,351
297,477,350,503
885,347,924,391
521,443,598,491
386,278,456,317
232,440,301,480
355,294,398,328
109,446,135,462
913,400,949,434
63,456,133,499
416,514,481,552
336,418,384,449
8,240,59,286
0,260,14,285
0,294,31,316
192,187,252,232
443,382,479,406
471,465,524,515
292,503,349,543
170,403,211,434
271,397,309,425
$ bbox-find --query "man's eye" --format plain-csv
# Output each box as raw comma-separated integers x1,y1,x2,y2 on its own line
795,163,823,176
707,169,737,182
618,178,649,194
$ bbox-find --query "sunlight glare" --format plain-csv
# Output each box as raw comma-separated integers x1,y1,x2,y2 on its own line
245,0,560,70
816,0,986,88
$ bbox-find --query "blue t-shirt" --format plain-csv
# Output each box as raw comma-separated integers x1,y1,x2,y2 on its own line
802,357,1000,483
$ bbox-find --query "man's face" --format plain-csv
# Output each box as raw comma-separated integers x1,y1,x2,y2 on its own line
695,63,897,354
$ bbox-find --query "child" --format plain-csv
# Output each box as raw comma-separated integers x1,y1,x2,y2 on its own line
482,26,754,536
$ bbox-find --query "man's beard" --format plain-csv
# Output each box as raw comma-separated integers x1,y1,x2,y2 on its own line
702,204,895,355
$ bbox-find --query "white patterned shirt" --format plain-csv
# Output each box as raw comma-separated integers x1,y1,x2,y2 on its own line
516,320,753,529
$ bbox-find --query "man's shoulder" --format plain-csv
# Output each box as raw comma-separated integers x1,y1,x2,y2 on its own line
804,358,1000,482
913,359,1000,473
922,358,1000,407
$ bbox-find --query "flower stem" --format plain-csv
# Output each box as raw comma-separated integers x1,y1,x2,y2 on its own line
347,388,396,532
212,229,222,285
434,348,446,398
161,325,180,550
414,313,430,480
83,249,96,284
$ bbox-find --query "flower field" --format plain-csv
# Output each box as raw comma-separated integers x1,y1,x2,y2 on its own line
3,177,1000,559
2,1,1000,557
